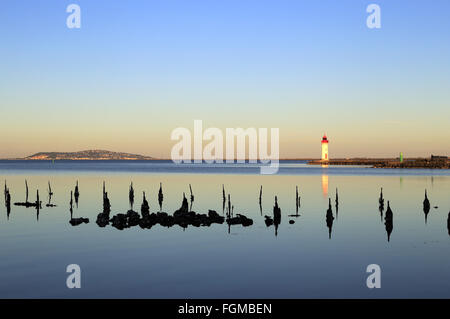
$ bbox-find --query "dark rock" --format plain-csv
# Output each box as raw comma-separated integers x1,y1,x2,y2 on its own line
227,213,253,227
126,210,140,227
139,212,157,229
158,212,175,227
208,210,224,224
264,215,273,227
70,217,89,226
96,212,110,227
110,210,140,229
110,213,128,230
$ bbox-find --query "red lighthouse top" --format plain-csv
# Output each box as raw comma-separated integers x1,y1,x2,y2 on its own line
322,134,328,144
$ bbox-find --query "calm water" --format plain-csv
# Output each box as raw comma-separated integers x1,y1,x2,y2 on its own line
0,160,449,298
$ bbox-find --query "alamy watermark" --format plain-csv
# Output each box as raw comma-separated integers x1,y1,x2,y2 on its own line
170,120,279,174
65,4,380,30
66,264,81,289
366,264,381,288
66,4,81,29
366,4,381,29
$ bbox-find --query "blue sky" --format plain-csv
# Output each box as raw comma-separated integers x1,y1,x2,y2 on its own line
0,0,449,158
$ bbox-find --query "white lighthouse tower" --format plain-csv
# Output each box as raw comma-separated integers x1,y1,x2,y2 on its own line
321,134,329,161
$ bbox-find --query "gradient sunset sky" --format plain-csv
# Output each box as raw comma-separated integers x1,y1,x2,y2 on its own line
1,0,449,159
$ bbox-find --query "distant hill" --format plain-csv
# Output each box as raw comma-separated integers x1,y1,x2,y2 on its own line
23,150,154,160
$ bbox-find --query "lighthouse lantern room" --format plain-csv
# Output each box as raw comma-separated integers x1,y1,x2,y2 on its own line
321,134,329,161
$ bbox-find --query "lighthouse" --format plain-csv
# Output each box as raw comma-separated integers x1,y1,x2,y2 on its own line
321,134,329,161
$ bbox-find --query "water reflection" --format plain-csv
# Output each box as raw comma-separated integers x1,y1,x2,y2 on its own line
2,177,450,242
222,184,226,216
448,212,450,236
384,201,394,242
69,190,89,226
224,191,254,233
289,186,301,218
423,189,430,224
259,185,262,216
158,183,164,212
189,184,194,211
335,188,339,219
326,198,334,239
265,196,281,237
46,181,57,207
322,174,328,198
129,182,134,209
74,181,80,208
96,182,111,227
379,188,385,222
36,190,41,221
4,182,11,220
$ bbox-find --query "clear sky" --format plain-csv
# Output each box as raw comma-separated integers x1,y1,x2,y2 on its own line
1,0,449,159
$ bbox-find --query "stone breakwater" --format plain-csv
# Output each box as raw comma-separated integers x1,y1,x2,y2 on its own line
308,158,449,169
374,159,449,169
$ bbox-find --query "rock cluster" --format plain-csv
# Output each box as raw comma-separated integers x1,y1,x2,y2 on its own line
97,191,227,230
70,217,89,226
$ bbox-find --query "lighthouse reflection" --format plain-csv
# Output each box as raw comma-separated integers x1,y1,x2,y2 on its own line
321,172,328,198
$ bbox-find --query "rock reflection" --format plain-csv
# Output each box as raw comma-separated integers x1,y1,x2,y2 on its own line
4,182,11,220
222,184,226,216
379,188,385,222
96,181,111,227
189,184,194,211
158,182,163,212
129,182,134,209
14,180,40,209
335,188,339,219
326,198,334,239
259,185,263,216
423,190,430,224
46,181,56,207
74,181,80,208
69,190,89,226
384,201,393,242
447,212,450,236
289,186,301,218
6,179,450,239
273,196,281,236
265,196,281,236
35,190,41,221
